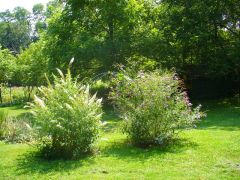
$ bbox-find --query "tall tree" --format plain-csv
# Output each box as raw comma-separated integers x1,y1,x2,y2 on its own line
17,40,48,87
0,47,16,103
151,0,240,79
44,0,150,77
0,7,32,54
32,3,47,41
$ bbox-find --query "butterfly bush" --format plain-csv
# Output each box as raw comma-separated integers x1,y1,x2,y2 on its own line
110,69,204,147
30,68,103,159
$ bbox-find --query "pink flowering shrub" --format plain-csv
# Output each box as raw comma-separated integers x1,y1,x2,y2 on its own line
110,69,204,147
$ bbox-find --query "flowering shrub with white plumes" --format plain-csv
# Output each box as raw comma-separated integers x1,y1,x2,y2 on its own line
30,68,103,159
110,69,204,147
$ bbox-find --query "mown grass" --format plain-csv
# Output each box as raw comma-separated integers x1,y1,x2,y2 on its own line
0,101,240,179
0,104,28,117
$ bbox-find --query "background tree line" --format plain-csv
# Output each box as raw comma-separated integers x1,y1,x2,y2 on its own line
0,0,240,103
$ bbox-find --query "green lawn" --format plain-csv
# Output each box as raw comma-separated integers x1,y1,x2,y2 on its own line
0,101,240,179
0,104,28,117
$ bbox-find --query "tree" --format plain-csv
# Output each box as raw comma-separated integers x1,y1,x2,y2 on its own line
0,7,32,54
0,47,16,103
150,0,240,80
44,0,151,77
17,40,49,88
32,3,47,41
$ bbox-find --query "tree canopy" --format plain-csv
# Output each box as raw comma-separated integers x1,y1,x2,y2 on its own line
0,0,239,98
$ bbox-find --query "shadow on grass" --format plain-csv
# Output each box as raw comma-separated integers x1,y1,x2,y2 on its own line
16,112,33,120
15,100,240,175
16,150,95,175
15,138,198,176
0,104,25,110
9,105,26,110
102,107,120,122
102,107,122,133
198,104,240,131
101,138,198,161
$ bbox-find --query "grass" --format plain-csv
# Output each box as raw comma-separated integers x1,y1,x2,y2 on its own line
0,104,28,117
0,101,240,179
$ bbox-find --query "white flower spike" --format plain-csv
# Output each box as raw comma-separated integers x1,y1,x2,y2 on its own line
69,57,75,66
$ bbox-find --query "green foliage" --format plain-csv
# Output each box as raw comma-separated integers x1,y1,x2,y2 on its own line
32,3,44,16
31,67,103,159
1,0,239,99
123,55,159,76
32,3,48,41
0,108,34,143
90,80,110,104
151,0,240,79
0,47,16,84
0,7,32,54
12,87,34,104
1,116,35,143
16,40,48,87
1,0,237,93
110,69,204,146
44,0,149,77
0,47,16,104
48,0,239,83
0,3,49,53
0,109,8,137
0,86,35,105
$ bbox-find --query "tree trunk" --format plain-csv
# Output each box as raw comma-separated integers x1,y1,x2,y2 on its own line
108,18,116,64
27,86,33,101
9,85,12,104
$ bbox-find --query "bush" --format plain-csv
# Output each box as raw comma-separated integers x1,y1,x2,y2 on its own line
30,68,103,159
2,116,35,143
110,69,204,147
0,110,34,143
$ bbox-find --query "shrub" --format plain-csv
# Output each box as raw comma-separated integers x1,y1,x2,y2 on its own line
0,110,34,143
30,68,103,159
110,69,204,147
2,116,35,143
